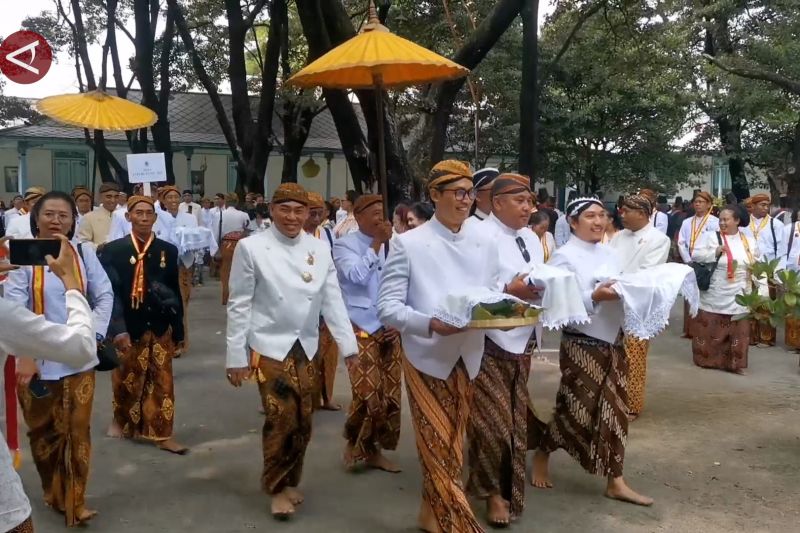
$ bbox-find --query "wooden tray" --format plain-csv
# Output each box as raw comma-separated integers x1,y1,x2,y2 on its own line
468,315,539,330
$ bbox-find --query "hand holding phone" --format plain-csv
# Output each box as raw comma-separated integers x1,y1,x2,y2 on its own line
9,238,61,266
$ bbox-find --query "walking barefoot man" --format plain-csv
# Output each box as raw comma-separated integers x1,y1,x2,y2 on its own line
225,183,357,520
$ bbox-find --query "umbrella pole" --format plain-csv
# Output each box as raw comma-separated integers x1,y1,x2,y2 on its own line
374,74,389,220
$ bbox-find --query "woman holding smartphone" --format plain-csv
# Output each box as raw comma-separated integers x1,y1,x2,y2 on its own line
1,235,97,533
4,192,113,526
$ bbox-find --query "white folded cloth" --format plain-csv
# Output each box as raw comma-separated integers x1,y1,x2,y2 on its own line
611,263,699,340
432,288,531,328
525,263,589,330
175,226,219,256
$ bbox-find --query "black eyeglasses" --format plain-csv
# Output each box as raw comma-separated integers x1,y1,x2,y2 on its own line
438,187,477,201
515,236,531,263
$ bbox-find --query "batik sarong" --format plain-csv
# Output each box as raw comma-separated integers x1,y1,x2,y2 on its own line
467,337,532,518
692,310,749,372
343,327,402,461
7,517,33,533
111,329,176,441
403,357,483,533
623,336,649,416
219,238,238,305
256,342,317,494
539,330,628,479
316,322,338,407
750,320,776,347
178,264,193,353
17,370,95,527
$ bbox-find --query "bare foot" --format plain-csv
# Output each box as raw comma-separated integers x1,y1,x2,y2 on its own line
342,442,357,471
365,452,402,473
271,491,295,520
158,439,190,455
417,500,441,533
283,486,304,505
106,421,124,439
320,401,342,411
486,495,510,528
76,508,98,523
605,477,654,506
627,412,639,422
531,450,553,488
732,368,746,376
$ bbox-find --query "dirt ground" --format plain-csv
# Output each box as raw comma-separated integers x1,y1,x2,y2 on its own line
8,281,800,532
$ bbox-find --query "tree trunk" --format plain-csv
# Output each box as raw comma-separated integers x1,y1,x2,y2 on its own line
518,0,539,184
786,118,800,210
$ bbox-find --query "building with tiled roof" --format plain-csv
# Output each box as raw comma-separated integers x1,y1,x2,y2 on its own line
0,90,363,202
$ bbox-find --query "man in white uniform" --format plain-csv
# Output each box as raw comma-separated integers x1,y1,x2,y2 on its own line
179,189,203,226
610,194,670,420
225,183,357,520
3,194,23,227
5,187,46,240
470,167,499,222
639,189,669,234
746,192,783,346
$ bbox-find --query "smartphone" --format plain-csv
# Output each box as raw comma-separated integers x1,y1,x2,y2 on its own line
28,377,51,399
9,239,60,266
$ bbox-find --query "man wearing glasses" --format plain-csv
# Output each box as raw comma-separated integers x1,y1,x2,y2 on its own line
378,160,505,533
466,173,545,526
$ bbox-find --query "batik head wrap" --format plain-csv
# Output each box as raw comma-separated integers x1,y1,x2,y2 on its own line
307,191,325,209
750,193,770,205
694,191,713,204
565,197,604,219
353,194,383,215
622,194,653,217
491,173,531,197
23,186,46,202
71,186,92,201
272,183,309,205
99,182,120,194
473,167,500,190
127,195,155,211
159,185,181,200
638,188,658,207
427,160,473,191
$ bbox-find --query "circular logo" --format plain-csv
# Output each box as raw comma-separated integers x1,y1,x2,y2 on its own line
0,30,53,84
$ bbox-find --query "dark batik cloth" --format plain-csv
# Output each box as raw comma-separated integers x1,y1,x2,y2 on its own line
316,322,338,407
539,329,628,479
257,342,317,494
692,310,749,372
7,517,34,533
178,264,193,353
111,330,176,441
98,236,184,344
467,337,533,517
750,320,776,347
17,370,95,527
343,326,402,461
785,316,800,351
403,358,484,533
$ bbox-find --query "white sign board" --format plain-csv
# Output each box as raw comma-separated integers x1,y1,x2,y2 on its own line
127,153,166,184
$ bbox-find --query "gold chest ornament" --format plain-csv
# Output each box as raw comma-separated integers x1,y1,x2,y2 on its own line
160,251,166,268
129,256,136,265
301,272,313,283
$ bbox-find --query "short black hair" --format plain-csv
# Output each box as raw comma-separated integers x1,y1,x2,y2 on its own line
410,202,434,222
346,190,358,204
722,203,750,227
31,190,78,239
529,210,550,227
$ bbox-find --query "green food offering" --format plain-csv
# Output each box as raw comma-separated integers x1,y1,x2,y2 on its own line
471,300,539,320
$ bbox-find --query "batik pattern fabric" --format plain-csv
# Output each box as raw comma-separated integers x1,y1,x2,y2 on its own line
750,320,776,347
785,316,800,351
403,357,484,533
343,327,402,461
178,264,193,353
539,330,628,479
17,370,95,527
467,337,533,518
316,322,338,407
111,329,176,441
256,342,317,494
219,238,238,305
623,336,649,416
692,310,749,372
7,517,34,533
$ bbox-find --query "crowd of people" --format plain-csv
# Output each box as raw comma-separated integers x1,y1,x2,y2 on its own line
0,167,795,533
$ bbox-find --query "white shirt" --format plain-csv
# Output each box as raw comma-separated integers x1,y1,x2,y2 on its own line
226,225,358,368
248,217,271,234
749,215,784,262
211,206,250,245
609,223,670,273
472,208,490,221
549,236,624,344
779,222,800,271
4,213,31,239
335,208,348,224
650,211,669,234
677,213,720,263
377,215,502,380
539,231,556,261
4,241,112,379
554,214,571,247
154,210,199,267
0,290,96,533
106,209,131,242
3,207,20,227
693,231,760,315
476,214,544,354
179,201,203,226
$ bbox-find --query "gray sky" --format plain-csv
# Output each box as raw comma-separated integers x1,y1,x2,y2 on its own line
3,1,554,99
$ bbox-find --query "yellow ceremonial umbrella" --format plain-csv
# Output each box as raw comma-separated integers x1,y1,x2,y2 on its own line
36,90,157,131
289,0,469,214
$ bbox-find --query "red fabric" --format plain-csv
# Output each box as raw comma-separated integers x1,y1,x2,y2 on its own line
4,355,18,453
722,233,734,281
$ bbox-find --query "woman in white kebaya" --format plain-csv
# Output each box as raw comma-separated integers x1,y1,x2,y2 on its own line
529,210,556,262
691,204,760,374
531,197,653,507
